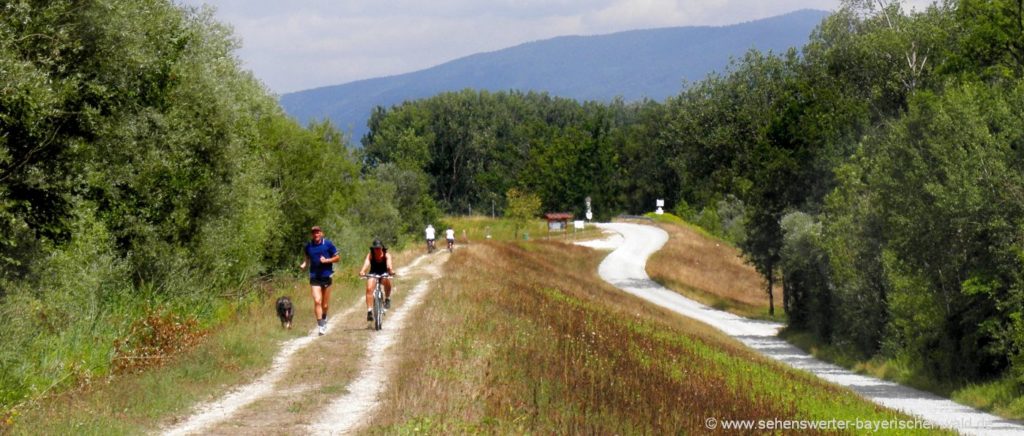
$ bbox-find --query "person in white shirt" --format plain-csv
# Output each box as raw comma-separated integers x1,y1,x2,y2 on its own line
445,227,455,251
425,224,436,252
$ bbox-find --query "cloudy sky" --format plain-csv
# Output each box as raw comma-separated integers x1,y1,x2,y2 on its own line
175,0,932,94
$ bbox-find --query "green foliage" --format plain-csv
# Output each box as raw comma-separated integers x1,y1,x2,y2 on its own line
0,0,419,413
779,212,831,339
363,90,653,220
824,79,1024,378
948,0,1024,81
693,206,723,238
0,205,131,407
368,163,442,240
672,199,695,220
505,188,542,239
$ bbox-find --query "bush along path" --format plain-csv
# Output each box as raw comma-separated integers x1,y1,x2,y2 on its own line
161,250,446,435
588,222,1024,436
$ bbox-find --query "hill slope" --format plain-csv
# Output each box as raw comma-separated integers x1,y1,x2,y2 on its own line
279,9,829,141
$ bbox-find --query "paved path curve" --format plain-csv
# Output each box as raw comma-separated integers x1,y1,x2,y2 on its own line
592,222,1024,435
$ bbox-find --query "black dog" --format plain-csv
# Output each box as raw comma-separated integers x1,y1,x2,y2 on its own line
276,296,294,329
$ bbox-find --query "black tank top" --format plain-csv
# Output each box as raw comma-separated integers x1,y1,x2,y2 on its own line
369,250,388,274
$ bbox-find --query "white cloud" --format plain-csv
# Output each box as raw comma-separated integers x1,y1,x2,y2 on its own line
175,0,942,93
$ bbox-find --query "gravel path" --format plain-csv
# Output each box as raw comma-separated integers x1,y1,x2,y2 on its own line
591,222,1024,436
307,259,443,435
162,253,439,436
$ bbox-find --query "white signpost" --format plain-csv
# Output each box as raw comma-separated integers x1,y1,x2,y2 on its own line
656,199,665,215
585,196,593,222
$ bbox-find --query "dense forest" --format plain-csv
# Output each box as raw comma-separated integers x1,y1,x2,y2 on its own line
363,0,1024,387
0,0,438,410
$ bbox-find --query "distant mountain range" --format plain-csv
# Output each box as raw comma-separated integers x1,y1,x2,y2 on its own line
279,9,830,143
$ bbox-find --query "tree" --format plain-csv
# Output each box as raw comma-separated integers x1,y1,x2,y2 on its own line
505,188,541,239
950,0,1024,80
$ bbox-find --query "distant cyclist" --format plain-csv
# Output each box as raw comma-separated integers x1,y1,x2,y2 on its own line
445,227,455,251
359,239,395,321
300,226,339,336
425,224,436,253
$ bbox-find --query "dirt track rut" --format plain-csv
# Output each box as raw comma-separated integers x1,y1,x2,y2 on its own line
162,251,446,435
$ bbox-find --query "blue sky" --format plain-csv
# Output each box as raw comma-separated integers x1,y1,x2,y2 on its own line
175,0,933,94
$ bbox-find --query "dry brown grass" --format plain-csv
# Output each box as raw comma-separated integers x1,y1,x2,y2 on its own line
646,221,784,319
366,241,926,434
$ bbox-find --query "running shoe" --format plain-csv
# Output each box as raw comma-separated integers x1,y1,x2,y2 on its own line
384,298,391,310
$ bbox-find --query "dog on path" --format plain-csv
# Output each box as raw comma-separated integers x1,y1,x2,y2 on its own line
276,296,294,329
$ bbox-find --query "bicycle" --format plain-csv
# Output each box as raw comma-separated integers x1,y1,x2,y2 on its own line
427,239,436,253
446,238,454,253
362,273,391,330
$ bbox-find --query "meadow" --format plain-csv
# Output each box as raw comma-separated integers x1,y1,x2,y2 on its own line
367,240,938,434
443,215,600,243
644,213,783,320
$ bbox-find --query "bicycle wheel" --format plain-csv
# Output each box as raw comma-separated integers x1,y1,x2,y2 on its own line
373,288,384,331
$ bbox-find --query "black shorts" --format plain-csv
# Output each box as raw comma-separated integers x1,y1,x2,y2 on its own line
309,276,332,287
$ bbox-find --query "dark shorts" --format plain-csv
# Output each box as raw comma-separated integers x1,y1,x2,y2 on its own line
309,276,332,287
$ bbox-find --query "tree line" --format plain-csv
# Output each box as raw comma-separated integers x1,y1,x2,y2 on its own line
362,0,1024,385
0,0,438,409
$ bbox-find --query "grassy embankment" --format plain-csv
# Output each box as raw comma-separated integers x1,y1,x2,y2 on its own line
5,247,421,434
444,215,600,243
644,213,1024,421
367,240,940,434
782,330,1024,421
643,213,784,320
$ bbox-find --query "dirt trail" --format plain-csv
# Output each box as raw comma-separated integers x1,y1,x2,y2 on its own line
161,251,446,436
589,222,1024,436
307,259,442,435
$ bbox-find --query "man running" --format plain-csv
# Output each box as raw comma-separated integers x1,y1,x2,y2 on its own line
359,239,395,321
300,226,339,336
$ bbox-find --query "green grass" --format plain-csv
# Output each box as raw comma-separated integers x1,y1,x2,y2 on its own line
643,212,724,242
781,328,1024,421
953,379,1024,419
444,215,599,243
6,281,307,434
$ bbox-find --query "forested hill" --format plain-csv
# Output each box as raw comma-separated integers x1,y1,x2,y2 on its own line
279,9,828,140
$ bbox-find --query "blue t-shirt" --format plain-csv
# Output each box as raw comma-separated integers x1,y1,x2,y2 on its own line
304,238,338,279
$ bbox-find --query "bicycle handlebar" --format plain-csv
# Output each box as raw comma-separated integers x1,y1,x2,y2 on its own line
361,273,394,279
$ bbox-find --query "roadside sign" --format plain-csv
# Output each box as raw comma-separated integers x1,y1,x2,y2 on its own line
574,220,585,230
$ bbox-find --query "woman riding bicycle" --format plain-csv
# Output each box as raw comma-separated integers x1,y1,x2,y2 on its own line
359,239,394,321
